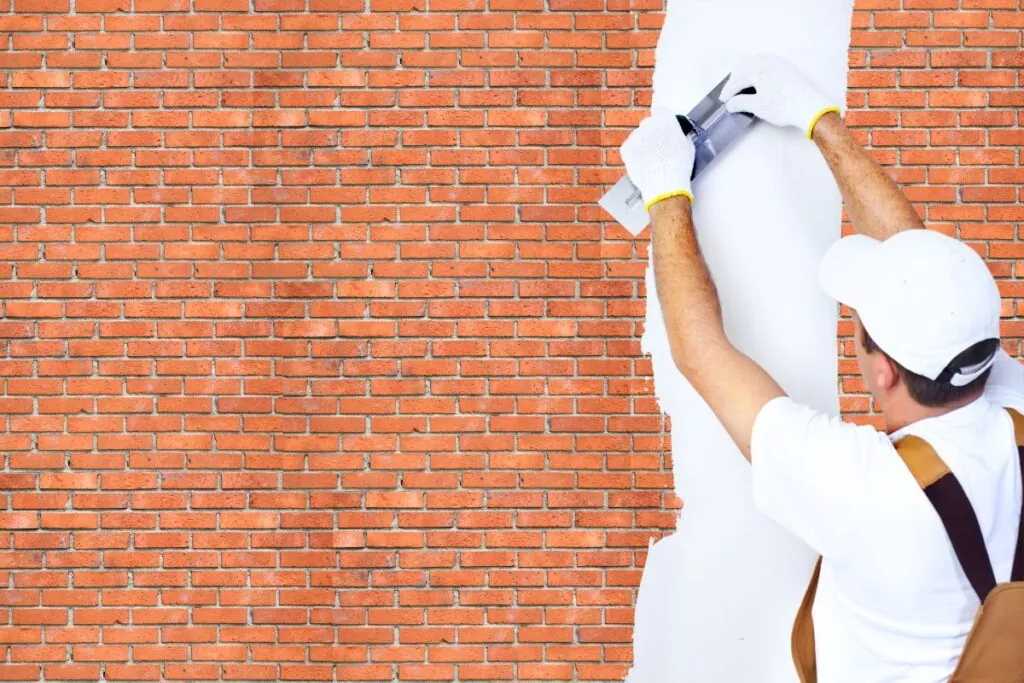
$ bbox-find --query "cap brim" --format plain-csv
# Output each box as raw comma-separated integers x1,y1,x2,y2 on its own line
819,234,881,310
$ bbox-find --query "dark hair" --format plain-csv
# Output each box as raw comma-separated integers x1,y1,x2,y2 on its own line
860,327,999,408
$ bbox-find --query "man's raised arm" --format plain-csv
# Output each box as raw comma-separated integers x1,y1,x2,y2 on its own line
620,108,786,462
723,56,925,241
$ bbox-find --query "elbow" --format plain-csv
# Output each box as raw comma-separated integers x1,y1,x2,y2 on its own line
668,336,701,380
667,328,729,381
672,355,705,385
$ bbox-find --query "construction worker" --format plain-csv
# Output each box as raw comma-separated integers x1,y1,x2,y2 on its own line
620,55,1024,682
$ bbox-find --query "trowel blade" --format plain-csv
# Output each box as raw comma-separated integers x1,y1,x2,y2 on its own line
598,175,651,237
599,74,757,235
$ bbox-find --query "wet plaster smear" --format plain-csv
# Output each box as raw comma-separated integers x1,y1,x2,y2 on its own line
628,1,855,681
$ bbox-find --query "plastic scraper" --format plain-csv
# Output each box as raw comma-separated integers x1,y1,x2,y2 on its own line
599,75,758,236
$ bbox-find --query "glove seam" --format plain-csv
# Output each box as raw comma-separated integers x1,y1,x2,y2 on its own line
805,106,841,140
644,189,694,213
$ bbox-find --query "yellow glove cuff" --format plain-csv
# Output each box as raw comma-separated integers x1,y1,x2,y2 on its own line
806,106,841,140
644,189,694,213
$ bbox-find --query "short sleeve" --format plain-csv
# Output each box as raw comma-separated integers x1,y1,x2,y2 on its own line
750,397,893,557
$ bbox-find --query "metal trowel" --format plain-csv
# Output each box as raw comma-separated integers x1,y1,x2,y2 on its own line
599,75,758,236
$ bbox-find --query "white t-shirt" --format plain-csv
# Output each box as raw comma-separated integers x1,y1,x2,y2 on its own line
751,350,1024,683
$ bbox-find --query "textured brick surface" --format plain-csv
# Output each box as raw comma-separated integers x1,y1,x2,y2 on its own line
0,1,675,681
0,0,1020,681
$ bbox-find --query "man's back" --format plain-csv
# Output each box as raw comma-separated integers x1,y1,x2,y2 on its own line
751,351,1024,682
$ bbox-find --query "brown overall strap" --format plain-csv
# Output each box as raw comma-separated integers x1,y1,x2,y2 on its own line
896,434,997,602
898,407,1024,602
791,557,821,683
790,408,1024,683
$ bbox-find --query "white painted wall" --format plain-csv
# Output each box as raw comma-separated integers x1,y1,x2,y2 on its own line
627,1,855,680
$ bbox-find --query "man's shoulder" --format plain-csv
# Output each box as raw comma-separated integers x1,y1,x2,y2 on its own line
752,396,895,462
750,397,900,555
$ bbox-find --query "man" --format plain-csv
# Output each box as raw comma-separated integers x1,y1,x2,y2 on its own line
620,55,1024,682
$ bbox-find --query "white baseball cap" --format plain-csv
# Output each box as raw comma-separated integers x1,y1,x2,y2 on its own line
820,230,1001,387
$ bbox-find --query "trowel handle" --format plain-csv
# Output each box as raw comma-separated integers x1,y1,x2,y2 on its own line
676,114,696,136
675,85,756,136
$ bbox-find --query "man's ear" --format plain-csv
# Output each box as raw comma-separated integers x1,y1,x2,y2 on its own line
874,353,900,393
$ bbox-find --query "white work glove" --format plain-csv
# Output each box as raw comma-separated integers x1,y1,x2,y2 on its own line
620,106,696,212
722,55,840,139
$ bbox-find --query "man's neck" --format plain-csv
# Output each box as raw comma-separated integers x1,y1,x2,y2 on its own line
884,390,984,435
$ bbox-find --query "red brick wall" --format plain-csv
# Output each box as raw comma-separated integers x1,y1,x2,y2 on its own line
0,0,1019,681
0,1,675,681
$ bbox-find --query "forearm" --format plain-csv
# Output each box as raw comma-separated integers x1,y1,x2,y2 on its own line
649,196,727,372
647,195,785,461
812,112,924,240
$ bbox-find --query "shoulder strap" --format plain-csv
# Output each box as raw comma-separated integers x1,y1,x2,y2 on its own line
791,557,821,683
1007,409,1024,582
895,435,997,603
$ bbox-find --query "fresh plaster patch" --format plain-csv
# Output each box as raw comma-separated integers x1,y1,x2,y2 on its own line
626,1,855,680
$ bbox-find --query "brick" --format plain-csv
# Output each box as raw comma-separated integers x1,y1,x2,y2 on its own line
1,3,1021,680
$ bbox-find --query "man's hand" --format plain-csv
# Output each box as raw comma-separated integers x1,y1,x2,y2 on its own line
620,106,696,212
723,55,840,140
